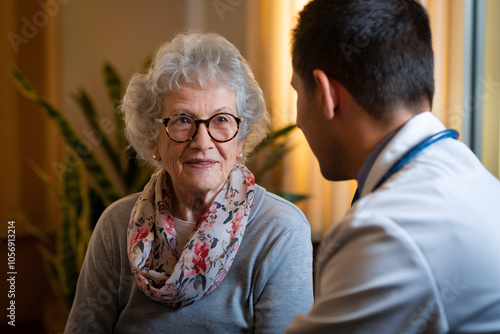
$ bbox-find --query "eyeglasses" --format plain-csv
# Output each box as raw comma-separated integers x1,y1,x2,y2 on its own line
155,113,242,143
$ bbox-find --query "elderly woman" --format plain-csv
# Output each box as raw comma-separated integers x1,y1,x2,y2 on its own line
65,32,313,333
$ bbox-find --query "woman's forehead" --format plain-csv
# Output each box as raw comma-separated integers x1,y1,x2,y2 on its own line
161,85,237,118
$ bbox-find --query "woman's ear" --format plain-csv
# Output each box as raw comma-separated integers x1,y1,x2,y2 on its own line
151,145,161,161
237,139,246,157
313,69,337,120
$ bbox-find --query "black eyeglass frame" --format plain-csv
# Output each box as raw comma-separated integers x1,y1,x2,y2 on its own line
155,112,242,143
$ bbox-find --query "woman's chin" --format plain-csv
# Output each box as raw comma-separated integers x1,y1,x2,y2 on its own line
180,177,225,196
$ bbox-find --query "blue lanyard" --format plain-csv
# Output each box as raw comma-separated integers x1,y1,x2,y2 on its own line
352,129,459,205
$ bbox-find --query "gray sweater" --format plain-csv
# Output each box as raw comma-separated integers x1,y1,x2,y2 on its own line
65,185,314,333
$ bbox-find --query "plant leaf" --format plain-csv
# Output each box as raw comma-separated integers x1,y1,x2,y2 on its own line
103,62,122,112
63,152,82,219
141,55,152,74
76,161,93,269
88,187,106,231
28,158,76,221
124,147,140,190
29,156,79,309
2,204,51,246
248,124,297,161
56,199,79,310
248,124,297,159
254,143,293,182
72,89,97,120
270,191,309,204
37,244,70,311
71,89,122,174
10,67,121,205
103,63,127,158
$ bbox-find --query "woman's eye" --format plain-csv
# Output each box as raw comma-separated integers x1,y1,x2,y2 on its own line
215,116,229,123
178,117,190,124
169,116,193,130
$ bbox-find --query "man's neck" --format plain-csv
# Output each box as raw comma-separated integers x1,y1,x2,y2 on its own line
351,108,421,179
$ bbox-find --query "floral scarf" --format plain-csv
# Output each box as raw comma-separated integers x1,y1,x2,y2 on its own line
127,163,255,308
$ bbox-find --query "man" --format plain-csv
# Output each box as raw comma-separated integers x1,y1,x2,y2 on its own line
287,0,500,333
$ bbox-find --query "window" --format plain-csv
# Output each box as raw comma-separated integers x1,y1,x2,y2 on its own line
463,0,500,178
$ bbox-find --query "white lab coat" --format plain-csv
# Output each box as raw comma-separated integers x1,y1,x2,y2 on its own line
288,112,500,333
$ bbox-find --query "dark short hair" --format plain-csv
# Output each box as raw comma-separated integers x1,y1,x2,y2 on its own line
292,0,434,120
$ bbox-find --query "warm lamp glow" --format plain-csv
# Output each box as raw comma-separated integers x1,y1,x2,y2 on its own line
260,0,357,235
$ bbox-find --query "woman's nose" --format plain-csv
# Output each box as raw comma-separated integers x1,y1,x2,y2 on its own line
190,123,214,150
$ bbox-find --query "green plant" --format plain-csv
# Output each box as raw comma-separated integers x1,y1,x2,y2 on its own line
11,63,152,311
10,62,306,312
247,124,308,203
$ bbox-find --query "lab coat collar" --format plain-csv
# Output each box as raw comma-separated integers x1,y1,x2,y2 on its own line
360,111,446,199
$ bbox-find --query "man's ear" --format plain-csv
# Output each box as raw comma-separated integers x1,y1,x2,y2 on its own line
313,69,337,120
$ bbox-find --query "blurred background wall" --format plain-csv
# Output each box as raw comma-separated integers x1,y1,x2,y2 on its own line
1,0,498,332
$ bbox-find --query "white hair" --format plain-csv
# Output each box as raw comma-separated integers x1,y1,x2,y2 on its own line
120,32,270,167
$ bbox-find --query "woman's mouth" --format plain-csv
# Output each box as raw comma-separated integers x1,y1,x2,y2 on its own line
186,160,217,168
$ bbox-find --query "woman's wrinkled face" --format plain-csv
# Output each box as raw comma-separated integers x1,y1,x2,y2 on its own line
155,85,244,198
